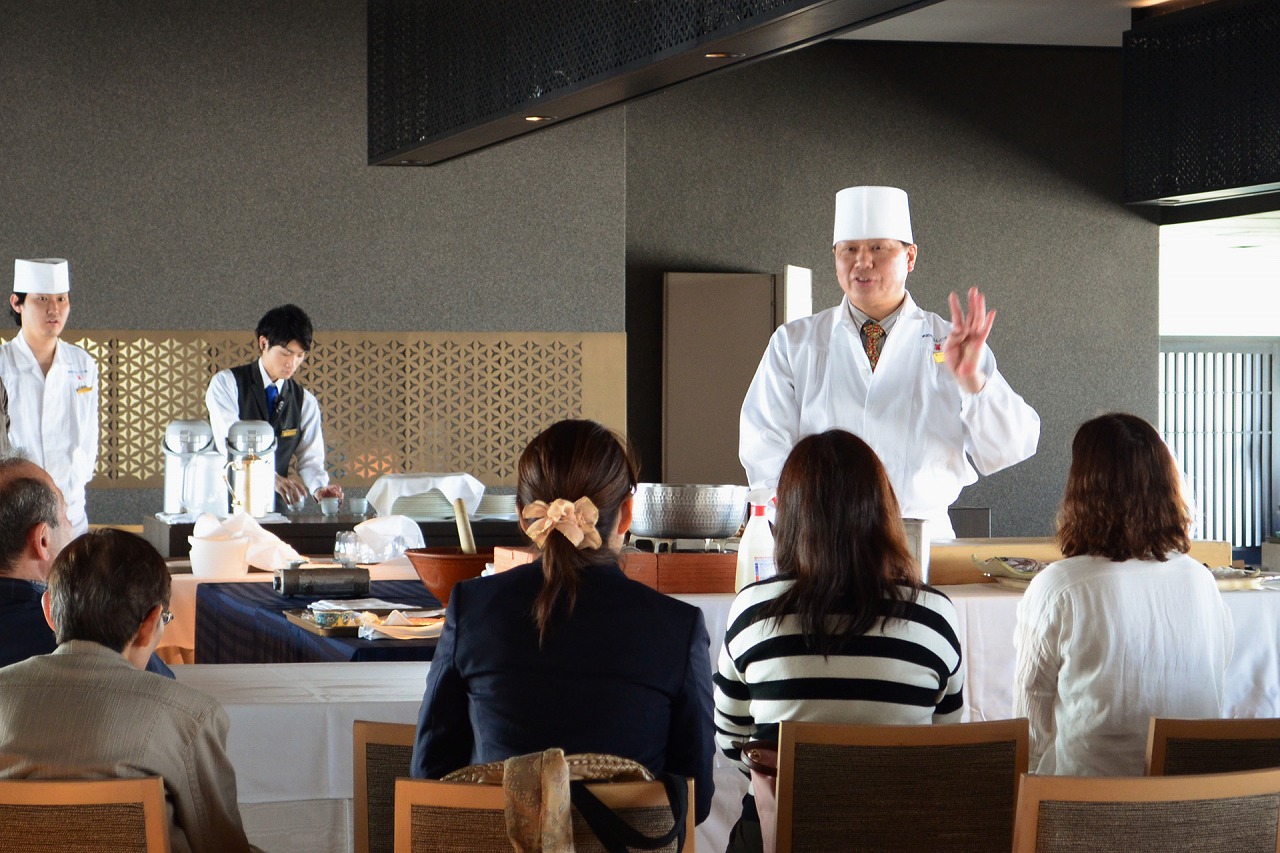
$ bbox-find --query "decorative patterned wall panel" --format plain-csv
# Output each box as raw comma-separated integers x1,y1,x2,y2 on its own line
73,331,626,489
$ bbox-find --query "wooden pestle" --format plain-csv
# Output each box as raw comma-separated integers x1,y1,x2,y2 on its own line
453,498,477,555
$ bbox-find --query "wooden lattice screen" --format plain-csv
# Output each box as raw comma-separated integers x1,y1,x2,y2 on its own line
73,331,627,489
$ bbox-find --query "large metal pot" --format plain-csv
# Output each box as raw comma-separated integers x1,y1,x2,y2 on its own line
630,483,748,539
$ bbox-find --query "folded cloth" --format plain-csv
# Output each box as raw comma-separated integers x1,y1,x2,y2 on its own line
365,472,485,519
357,609,447,640
355,515,425,559
192,511,301,570
308,599,427,612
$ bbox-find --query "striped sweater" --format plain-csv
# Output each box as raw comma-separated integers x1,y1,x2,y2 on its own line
713,575,965,770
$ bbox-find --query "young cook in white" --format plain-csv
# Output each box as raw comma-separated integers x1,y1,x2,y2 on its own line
0,259,98,535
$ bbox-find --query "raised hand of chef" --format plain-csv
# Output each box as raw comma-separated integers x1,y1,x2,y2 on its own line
944,287,995,394
275,473,308,505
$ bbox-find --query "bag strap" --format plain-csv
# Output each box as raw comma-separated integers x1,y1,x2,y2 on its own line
568,773,688,853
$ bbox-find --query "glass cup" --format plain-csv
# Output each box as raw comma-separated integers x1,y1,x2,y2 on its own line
319,496,341,515
348,497,369,516
334,531,358,564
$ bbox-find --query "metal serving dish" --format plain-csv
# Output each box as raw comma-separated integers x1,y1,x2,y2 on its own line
630,483,748,539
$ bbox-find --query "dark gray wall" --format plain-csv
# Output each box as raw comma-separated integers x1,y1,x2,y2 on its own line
625,42,1159,537
2,3,1159,534
0,1,625,333
1,0,625,524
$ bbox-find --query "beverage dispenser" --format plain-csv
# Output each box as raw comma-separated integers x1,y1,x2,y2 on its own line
225,420,277,517
161,420,215,514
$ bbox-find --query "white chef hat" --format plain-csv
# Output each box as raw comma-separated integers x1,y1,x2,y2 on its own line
833,186,913,245
14,258,70,294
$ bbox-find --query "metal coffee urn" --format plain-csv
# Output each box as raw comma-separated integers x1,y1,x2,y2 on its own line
225,420,277,517
161,420,216,514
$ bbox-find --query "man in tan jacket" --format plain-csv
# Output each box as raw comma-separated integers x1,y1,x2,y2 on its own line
0,528,251,853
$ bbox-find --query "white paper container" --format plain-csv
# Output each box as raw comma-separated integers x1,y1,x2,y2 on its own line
188,536,251,578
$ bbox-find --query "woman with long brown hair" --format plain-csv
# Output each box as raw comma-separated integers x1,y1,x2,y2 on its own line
1014,412,1232,776
411,419,716,823
715,429,964,852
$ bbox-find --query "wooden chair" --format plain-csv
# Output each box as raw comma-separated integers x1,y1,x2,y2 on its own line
773,718,1029,853
0,776,170,852
393,776,694,853
1012,767,1280,852
1147,716,1280,776
354,720,417,853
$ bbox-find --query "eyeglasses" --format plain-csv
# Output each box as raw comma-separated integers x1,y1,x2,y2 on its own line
160,609,174,625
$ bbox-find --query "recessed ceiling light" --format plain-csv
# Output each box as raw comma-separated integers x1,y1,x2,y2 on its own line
524,115,556,122
704,52,745,59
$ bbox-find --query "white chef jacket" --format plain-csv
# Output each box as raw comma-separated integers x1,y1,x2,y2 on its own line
205,361,331,497
739,292,1040,537
0,334,99,534
1013,553,1233,776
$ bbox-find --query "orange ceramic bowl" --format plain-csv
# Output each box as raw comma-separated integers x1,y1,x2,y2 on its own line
405,547,493,606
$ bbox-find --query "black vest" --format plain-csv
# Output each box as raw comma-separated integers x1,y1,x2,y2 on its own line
230,363,304,478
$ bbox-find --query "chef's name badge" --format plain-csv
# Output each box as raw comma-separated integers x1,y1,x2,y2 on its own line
76,385,93,393
280,428,299,438
923,334,946,363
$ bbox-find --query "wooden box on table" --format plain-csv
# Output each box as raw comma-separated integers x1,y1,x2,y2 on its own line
493,546,736,593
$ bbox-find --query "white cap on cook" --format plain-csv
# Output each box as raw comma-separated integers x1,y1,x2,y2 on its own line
14,258,70,294
833,186,913,246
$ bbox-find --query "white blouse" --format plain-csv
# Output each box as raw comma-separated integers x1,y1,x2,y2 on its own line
1013,552,1233,776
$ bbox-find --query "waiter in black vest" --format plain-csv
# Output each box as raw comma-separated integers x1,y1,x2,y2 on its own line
205,304,343,509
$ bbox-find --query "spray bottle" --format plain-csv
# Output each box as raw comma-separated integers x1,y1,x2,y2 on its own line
735,488,776,592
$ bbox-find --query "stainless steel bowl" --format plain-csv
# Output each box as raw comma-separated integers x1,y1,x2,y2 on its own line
630,483,748,539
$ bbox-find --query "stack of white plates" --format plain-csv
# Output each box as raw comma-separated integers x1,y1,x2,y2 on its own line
390,490,456,520
475,494,517,519
388,490,518,521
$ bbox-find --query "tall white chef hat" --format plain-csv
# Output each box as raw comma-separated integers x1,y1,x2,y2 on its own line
14,258,70,294
832,186,913,245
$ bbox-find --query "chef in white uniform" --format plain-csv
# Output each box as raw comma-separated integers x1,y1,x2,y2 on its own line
739,186,1040,537
0,259,98,534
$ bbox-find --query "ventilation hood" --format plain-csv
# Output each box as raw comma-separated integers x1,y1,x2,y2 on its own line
1124,0,1280,208
368,0,939,166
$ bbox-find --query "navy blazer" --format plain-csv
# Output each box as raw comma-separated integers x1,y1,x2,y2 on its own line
0,577,175,678
411,560,716,823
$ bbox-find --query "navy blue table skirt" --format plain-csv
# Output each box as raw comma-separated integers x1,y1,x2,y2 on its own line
195,579,442,664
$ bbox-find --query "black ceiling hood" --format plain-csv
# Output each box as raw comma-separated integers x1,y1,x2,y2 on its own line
368,0,938,166
1123,0,1280,209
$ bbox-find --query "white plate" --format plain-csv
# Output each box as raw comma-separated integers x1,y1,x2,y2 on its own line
991,577,1031,592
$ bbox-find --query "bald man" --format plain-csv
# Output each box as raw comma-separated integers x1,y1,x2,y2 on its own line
0,455,172,676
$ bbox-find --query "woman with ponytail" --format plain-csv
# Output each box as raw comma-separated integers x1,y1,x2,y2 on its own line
410,419,716,823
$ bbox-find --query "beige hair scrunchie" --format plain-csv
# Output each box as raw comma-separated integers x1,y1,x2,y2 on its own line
522,497,601,550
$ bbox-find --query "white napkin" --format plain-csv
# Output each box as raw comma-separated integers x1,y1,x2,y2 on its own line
365,472,485,519
192,511,301,570
355,515,426,559
308,598,423,612
357,609,446,640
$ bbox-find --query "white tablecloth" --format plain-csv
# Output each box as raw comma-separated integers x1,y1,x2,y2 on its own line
175,594,739,853
161,558,420,662
176,661,427,852
172,585,1280,853
946,583,1280,721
